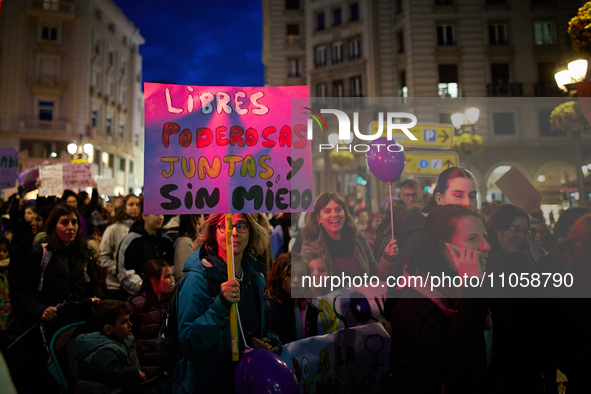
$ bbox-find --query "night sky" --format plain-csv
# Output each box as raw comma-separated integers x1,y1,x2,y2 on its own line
112,0,265,86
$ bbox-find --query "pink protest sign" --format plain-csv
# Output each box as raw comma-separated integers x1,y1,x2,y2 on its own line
143,83,312,214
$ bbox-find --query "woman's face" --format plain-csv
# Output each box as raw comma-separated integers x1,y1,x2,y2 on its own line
450,216,490,259
317,199,345,238
125,197,141,219
370,217,381,230
497,216,530,254
65,196,78,208
215,213,250,258
31,214,43,235
152,266,174,295
55,213,79,243
436,177,477,209
24,208,35,223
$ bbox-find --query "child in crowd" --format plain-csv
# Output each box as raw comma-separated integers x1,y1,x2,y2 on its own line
75,300,146,390
264,253,318,345
307,252,331,297
0,237,11,330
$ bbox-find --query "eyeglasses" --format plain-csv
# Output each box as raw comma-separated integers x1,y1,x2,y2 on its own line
507,226,532,239
217,222,250,233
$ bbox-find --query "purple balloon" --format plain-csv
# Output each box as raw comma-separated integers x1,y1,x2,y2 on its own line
366,137,406,184
235,349,299,394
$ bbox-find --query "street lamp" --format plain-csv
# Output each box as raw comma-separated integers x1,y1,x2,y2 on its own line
451,107,480,135
67,138,93,164
555,59,588,94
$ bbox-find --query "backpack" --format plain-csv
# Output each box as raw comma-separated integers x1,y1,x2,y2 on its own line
156,275,221,375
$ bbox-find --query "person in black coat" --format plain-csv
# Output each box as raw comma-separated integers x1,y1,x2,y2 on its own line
264,253,318,344
387,205,491,394
116,214,174,295
10,203,100,393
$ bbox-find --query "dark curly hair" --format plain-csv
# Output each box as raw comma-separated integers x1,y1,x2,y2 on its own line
485,204,529,251
401,204,481,275
90,299,132,332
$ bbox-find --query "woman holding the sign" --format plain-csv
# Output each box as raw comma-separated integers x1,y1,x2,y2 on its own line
388,204,491,393
298,192,398,289
173,213,281,394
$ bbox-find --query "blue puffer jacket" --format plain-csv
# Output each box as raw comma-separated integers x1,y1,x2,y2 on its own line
172,247,281,394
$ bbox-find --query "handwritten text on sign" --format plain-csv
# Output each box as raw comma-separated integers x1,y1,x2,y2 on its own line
0,147,18,189
39,164,93,196
143,84,312,214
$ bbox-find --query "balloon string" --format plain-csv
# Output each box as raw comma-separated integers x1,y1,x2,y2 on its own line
236,304,252,351
389,182,394,240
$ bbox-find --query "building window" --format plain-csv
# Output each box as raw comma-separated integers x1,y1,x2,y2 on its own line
315,46,327,68
118,122,124,138
108,23,116,33
435,0,454,5
121,61,126,77
333,8,342,26
109,51,114,66
350,76,362,97
316,83,327,97
332,42,343,64
350,3,359,21
534,21,556,45
106,117,112,135
348,38,361,60
122,36,127,46
437,24,456,46
287,24,300,44
94,39,101,55
400,71,408,98
288,58,301,77
41,22,58,41
492,112,516,135
438,64,459,98
134,134,139,147
94,9,103,21
118,157,126,172
491,63,510,84
333,80,344,97
39,100,54,121
489,23,508,45
286,0,299,10
397,31,405,53
91,109,98,127
317,13,325,31
129,160,134,174
486,0,506,4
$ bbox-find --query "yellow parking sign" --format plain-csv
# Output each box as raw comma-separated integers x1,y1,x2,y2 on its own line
370,122,454,149
403,152,458,176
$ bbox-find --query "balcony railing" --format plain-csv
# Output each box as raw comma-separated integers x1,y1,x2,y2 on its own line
27,0,76,13
20,119,71,133
486,83,523,97
534,83,565,97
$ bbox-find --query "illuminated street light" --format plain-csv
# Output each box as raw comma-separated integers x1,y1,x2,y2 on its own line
555,59,588,92
451,107,479,135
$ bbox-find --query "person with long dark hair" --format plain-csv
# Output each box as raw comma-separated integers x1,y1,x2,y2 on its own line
264,253,318,344
173,213,281,394
128,259,174,377
388,205,491,393
10,204,100,392
397,167,478,273
173,214,203,281
299,192,397,285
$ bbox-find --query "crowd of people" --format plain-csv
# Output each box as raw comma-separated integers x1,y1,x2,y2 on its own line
0,166,589,393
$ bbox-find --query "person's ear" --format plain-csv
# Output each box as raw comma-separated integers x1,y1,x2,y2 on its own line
434,192,444,206
103,324,112,335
